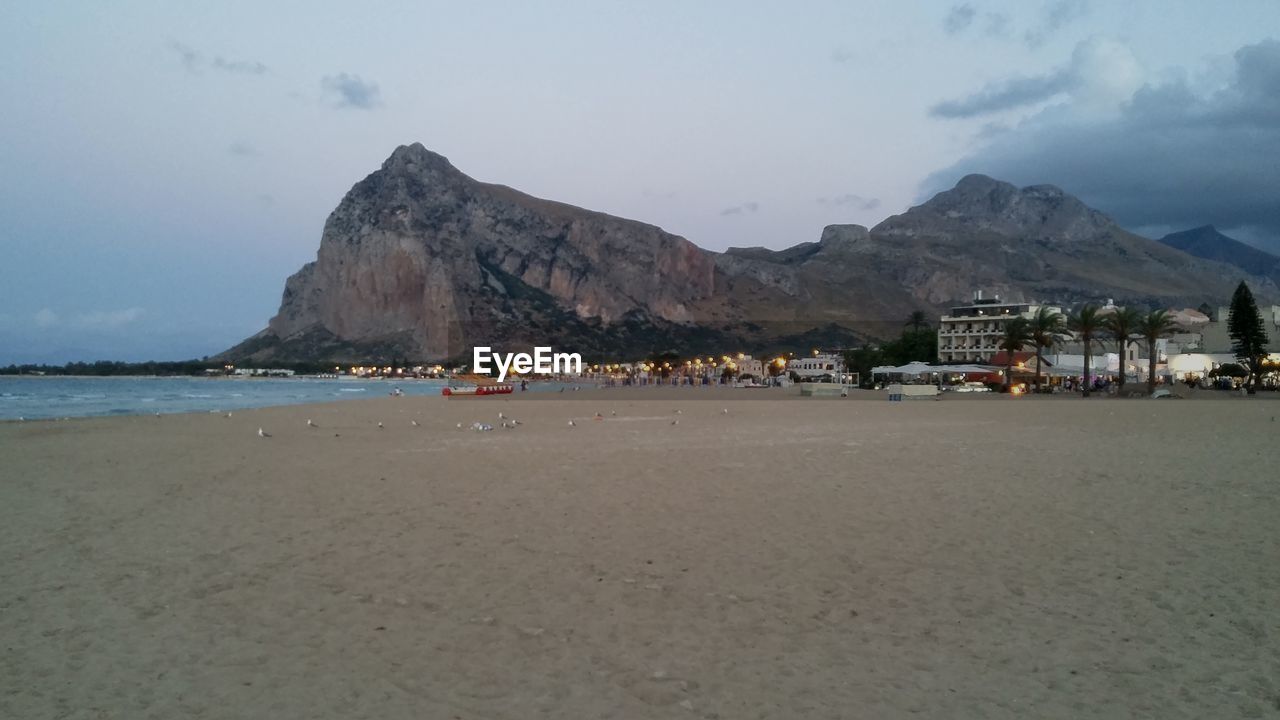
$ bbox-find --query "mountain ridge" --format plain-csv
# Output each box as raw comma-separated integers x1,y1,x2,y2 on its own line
222,145,1276,363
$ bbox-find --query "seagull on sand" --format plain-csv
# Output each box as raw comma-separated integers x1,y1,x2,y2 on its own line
722,408,729,414
411,419,419,427
456,422,463,429
225,412,232,418
258,427,271,438
568,420,576,427
498,412,505,419
377,422,384,429
307,419,316,427
671,419,680,426
611,410,617,416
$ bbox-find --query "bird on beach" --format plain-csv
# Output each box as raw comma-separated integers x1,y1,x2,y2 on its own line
456,422,463,429
722,408,729,415
611,410,617,416
671,419,680,426
258,427,271,438
568,420,576,427
307,419,316,427
225,412,232,418
411,420,419,427
675,409,683,415
498,412,505,419
377,422,384,429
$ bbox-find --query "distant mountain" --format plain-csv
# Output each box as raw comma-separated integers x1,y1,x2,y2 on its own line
1157,225,1280,284
222,147,1277,363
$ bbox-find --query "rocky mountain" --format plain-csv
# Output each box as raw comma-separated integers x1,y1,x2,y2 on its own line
223,146,1276,363
1157,225,1280,285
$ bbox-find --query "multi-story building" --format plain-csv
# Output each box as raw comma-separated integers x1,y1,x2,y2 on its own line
937,292,1060,363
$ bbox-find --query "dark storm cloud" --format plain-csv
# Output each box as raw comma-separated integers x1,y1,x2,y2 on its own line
943,4,977,35
321,73,381,109
924,39,1280,253
169,42,267,75
720,201,760,216
930,68,1073,118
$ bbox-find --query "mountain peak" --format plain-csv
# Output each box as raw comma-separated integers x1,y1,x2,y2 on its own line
873,174,1112,241
1158,225,1280,282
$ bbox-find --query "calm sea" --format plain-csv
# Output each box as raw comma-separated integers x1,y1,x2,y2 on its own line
0,376,453,420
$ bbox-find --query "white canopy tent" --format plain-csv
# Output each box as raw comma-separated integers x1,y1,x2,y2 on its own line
871,362,997,376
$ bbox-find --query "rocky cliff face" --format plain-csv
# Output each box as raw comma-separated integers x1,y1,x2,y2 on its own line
232,144,716,361
225,148,1276,363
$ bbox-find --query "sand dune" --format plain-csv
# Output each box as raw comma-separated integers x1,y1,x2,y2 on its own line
2,389,1277,718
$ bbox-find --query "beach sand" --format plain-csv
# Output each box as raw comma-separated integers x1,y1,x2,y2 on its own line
2,389,1277,718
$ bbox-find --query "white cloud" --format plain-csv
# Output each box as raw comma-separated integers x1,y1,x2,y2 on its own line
931,38,1142,119
74,307,145,329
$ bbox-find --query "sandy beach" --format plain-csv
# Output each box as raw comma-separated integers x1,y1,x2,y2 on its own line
2,388,1277,718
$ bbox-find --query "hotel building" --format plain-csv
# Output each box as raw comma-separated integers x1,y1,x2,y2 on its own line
937,292,1060,363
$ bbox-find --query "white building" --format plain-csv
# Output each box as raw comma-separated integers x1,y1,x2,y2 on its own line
937,292,1061,363
787,353,845,380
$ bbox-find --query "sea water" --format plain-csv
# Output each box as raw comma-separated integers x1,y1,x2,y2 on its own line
0,376,453,420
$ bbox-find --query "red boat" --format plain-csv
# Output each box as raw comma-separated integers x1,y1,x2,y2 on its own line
441,374,514,397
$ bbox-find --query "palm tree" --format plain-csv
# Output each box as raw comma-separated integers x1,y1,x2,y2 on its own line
1136,309,1180,394
1028,306,1065,392
997,317,1031,392
1102,306,1142,394
904,310,929,333
1066,304,1104,397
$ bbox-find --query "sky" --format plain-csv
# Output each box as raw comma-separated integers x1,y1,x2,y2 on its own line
1,1,1277,363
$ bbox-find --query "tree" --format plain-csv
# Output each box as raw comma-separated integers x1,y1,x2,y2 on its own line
1135,309,1180,395
842,346,885,388
1028,306,1065,392
1101,306,1143,395
997,317,1031,392
1227,281,1270,394
904,310,930,333
1066,304,1104,397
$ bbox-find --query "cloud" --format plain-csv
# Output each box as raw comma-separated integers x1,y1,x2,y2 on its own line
212,57,267,75
930,37,1141,118
169,42,267,75
831,48,856,64
170,42,201,73
34,308,58,328
923,38,1280,253
1025,0,1089,48
228,141,259,157
720,201,760,216
943,4,977,35
818,194,881,211
74,308,145,329
321,73,381,109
